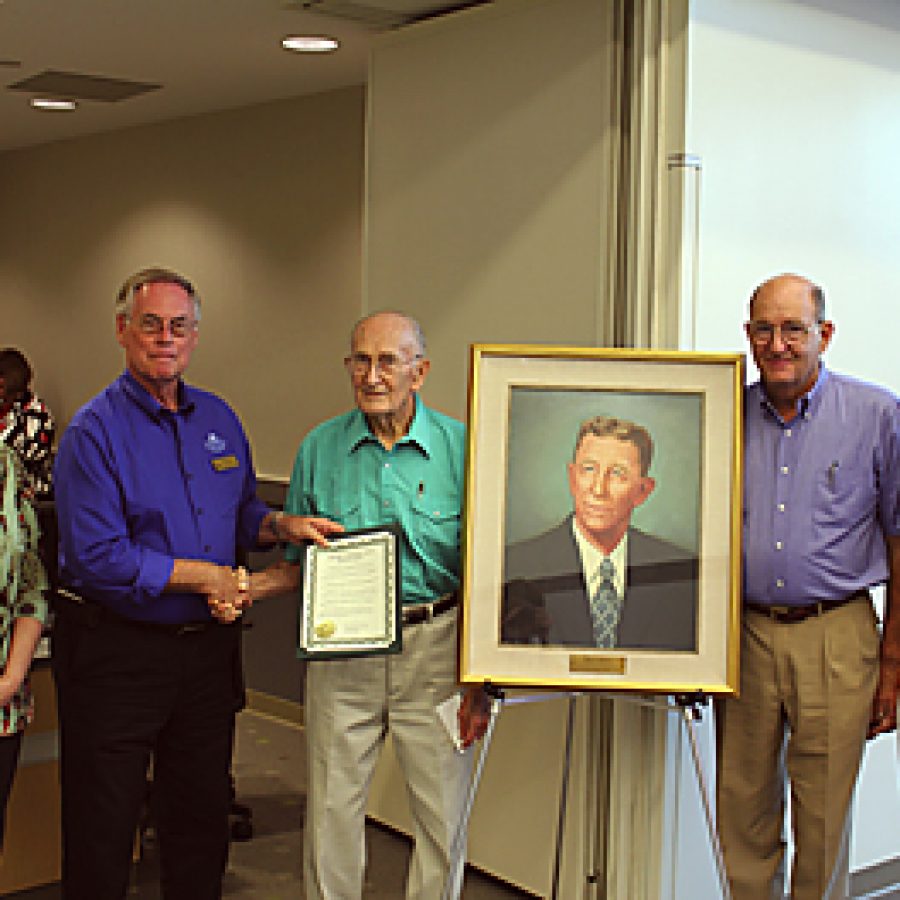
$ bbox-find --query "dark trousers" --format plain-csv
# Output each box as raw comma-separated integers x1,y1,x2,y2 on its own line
53,607,242,900
0,731,23,848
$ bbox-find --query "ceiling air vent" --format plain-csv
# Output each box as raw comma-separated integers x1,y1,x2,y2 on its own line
7,70,160,102
290,0,485,28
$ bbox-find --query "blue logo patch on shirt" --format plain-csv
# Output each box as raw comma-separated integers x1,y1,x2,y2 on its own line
204,432,227,454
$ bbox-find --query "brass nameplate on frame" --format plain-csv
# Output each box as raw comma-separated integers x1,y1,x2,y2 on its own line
569,655,626,675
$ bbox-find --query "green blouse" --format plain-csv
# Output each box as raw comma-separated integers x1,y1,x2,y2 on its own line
0,447,49,735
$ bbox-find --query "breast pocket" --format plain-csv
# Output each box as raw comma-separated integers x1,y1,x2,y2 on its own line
409,493,461,571
311,470,362,529
811,458,874,530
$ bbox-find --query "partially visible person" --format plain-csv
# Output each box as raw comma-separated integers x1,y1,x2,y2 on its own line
716,273,899,900
0,349,55,499
0,445,48,849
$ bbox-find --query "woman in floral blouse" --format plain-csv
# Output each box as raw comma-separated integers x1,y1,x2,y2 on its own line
0,349,55,500
0,444,48,847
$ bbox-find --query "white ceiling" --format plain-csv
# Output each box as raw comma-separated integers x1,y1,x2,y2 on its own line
0,0,478,153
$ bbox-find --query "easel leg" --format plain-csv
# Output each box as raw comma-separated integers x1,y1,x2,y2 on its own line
681,706,732,900
550,693,578,900
441,694,504,900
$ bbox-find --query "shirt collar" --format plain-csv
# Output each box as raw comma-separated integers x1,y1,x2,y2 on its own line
758,364,829,422
346,397,431,456
571,517,627,595
120,369,195,420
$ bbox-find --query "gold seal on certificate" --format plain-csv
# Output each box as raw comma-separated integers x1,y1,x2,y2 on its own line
314,621,336,639
299,527,401,659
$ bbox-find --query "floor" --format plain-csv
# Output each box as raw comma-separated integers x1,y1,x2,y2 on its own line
14,708,532,899
12,708,899,898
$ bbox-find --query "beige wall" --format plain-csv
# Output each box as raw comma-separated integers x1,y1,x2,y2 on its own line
0,85,365,477
364,3,635,894
366,0,619,419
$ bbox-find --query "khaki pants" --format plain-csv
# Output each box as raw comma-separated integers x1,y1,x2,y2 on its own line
716,598,878,900
304,611,473,900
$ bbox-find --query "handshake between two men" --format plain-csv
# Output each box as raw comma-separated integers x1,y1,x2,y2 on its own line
184,511,347,624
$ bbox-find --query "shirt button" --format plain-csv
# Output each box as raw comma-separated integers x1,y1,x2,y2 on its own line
777,503,785,512
383,500,390,507
780,466,789,475
384,462,390,469
785,429,792,437
775,541,783,550
197,508,203,515
204,545,212,553
775,578,785,589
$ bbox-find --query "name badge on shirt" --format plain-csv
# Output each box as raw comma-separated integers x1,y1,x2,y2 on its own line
211,455,239,472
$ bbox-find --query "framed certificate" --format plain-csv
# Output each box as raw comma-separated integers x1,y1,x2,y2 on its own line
299,526,401,659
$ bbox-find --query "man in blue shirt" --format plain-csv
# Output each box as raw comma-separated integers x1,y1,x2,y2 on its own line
716,273,899,900
53,267,340,900
247,311,488,899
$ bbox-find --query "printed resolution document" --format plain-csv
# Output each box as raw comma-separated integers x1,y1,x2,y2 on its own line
300,528,400,659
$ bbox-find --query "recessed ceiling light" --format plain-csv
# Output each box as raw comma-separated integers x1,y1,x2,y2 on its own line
30,97,77,111
281,35,339,53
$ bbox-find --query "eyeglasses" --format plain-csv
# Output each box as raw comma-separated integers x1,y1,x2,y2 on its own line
133,314,197,338
345,352,422,377
746,320,820,346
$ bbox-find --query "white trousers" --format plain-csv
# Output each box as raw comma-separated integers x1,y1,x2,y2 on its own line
304,610,473,900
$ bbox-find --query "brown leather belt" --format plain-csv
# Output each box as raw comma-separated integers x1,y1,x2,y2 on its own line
746,589,870,624
402,591,459,626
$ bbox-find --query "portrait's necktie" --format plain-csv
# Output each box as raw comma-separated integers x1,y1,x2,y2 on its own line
589,557,620,648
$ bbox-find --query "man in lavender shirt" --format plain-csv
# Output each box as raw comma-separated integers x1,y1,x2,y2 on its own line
716,273,899,900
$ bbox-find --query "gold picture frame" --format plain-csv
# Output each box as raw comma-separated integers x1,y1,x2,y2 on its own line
460,344,744,694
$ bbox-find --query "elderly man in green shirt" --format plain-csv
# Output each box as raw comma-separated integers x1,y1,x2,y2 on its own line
249,311,488,899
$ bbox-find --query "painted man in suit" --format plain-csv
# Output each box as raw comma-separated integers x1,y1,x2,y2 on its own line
501,415,698,650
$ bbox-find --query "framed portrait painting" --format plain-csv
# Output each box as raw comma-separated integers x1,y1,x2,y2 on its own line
460,345,744,694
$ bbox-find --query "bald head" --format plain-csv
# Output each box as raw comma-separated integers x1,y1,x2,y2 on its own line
350,311,425,357
749,273,824,321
